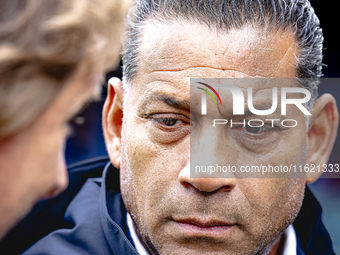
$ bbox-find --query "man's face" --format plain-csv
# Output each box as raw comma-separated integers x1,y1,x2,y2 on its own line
0,62,102,238
120,21,307,255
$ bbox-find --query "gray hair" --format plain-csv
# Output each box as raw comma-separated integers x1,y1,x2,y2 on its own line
122,0,323,105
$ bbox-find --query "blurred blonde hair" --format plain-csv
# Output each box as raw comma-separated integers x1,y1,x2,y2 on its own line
0,0,130,140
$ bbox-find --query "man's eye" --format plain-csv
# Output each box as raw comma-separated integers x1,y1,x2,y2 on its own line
156,118,179,126
232,122,278,137
244,125,268,134
145,113,190,136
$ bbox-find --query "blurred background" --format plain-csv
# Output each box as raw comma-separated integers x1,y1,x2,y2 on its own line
64,1,340,253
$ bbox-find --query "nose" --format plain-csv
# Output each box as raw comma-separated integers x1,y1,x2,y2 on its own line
54,162,69,195
45,159,69,199
178,164,236,193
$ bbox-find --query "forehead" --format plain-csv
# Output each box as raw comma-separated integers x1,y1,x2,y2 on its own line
127,20,298,110
137,20,297,80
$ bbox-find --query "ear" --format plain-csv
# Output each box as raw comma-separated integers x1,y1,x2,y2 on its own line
306,93,339,183
103,77,124,168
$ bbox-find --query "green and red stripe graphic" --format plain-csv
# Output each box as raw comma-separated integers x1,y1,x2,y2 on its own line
196,82,222,106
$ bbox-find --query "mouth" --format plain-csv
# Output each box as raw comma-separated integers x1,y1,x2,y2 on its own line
172,218,236,237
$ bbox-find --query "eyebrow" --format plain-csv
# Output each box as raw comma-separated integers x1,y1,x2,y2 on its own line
242,102,280,116
239,103,294,120
143,95,190,112
159,96,190,110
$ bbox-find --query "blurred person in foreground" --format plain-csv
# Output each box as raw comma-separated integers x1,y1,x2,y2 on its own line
0,0,130,239
22,0,338,254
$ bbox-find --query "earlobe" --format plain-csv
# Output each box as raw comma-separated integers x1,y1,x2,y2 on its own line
102,77,125,168
306,93,339,183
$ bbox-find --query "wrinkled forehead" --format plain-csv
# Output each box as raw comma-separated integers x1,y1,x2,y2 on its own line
123,19,299,114
136,19,297,80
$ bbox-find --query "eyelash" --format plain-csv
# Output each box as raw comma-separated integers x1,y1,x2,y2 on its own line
233,123,278,137
149,116,278,135
147,114,190,130
154,118,180,126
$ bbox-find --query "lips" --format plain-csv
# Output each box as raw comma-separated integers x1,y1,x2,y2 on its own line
172,217,236,237
175,218,233,228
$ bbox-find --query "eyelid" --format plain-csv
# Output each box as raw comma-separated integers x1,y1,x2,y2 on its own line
232,123,278,138
146,112,190,123
152,117,188,128
232,120,280,128
153,118,180,127
144,113,190,144
148,114,190,135
246,126,271,135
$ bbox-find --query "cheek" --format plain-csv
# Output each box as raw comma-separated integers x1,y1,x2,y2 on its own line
120,120,188,228
2,125,68,209
248,179,305,211
121,114,187,189
246,128,308,174
28,126,68,198
37,127,65,169
240,178,305,238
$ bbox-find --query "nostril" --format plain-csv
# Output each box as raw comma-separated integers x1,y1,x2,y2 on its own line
180,181,192,188
57,174,69,193
44,187,61,200
178,163,236,193
180,177,236,193
45,174,69,200
219,185,234,192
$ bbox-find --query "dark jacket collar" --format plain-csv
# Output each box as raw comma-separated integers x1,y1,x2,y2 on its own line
294,187,335,255
101,163,334,255
99,163,138,255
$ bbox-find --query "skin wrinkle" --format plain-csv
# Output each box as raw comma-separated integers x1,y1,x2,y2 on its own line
148,68,268,78
271,43,297,77
140,21,297,79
